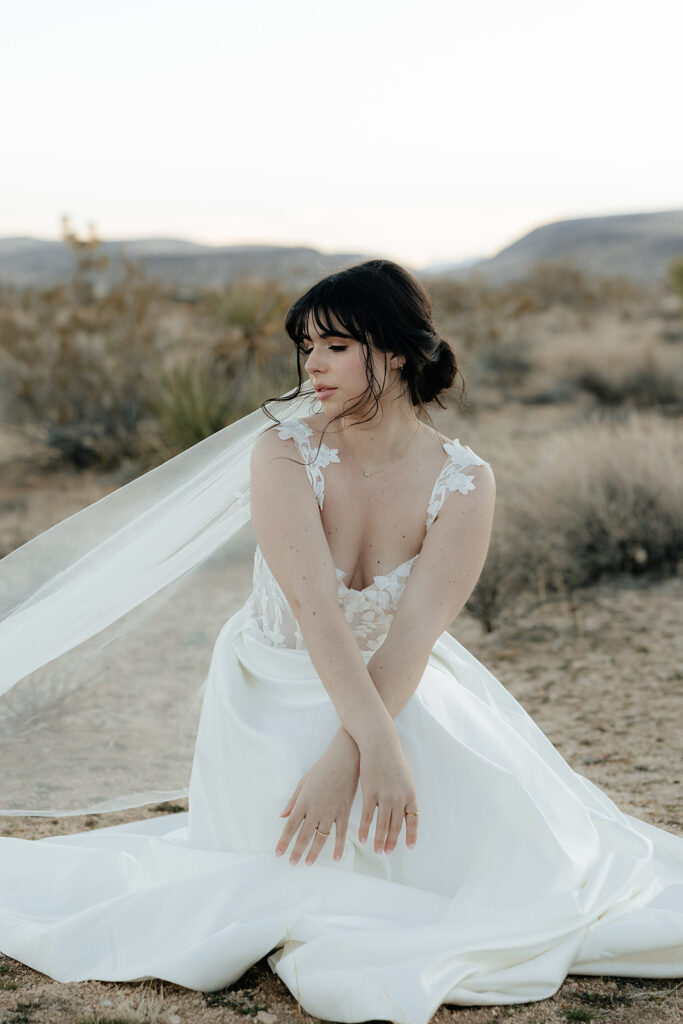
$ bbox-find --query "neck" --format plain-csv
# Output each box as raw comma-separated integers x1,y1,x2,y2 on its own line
326,398,421,465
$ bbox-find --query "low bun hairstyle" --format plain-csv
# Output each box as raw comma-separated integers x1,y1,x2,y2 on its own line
263,258,466,430
405,336,458,407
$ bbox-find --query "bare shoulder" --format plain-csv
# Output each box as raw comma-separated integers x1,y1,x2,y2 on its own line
250,422,299,467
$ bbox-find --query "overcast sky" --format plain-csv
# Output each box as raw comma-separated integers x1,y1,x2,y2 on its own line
3,0,682,268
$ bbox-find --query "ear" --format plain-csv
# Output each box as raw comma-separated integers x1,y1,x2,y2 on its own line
388,352,405,371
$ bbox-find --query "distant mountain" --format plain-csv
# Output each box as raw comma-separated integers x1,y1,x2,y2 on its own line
0,238,370,290
447,210,683,285
421,256,486,275
3,210,681,290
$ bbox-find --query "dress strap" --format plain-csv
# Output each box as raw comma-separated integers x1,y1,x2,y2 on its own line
425,438,489,531
273,419,340,510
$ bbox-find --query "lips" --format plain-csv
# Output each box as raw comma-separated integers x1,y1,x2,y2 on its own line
313,385,337,396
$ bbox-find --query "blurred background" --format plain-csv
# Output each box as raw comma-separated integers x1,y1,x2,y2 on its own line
1,0,682,639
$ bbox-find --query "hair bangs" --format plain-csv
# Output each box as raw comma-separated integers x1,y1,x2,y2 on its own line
285,278,373,354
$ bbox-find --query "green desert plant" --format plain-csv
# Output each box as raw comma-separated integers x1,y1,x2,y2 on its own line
668,255,683,308
150,358,235,454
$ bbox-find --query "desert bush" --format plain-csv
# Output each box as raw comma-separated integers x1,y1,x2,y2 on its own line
467,412,683,629
475,342,533,389
151,358,236,454
429,260,645,323
565,342,682,414
149,277,297,455
573,358,683,412
528,412,683,590
669,256,683,309
526,320,683,415
0,224,169,468
0,229,300,466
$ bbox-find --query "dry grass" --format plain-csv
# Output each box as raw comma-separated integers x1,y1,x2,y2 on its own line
467,411,683,630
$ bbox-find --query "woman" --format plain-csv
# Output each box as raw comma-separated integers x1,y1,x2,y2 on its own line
0,260,682,1024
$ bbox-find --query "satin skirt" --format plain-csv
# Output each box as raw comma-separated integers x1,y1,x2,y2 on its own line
1,605,682,1024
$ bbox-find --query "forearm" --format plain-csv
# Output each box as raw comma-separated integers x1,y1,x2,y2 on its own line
366,627,432,718
294,597,397,750
332,627,434,753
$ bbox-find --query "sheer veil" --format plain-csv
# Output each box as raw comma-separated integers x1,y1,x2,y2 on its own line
0,391,313,816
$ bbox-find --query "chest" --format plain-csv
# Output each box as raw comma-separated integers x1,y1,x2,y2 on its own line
316,455,446,591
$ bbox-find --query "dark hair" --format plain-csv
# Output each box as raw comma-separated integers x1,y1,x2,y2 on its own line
262,258,466,436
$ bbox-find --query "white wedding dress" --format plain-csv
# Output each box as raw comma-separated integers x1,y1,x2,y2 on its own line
1,418,682,1024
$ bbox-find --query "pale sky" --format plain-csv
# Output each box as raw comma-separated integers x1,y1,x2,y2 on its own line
3,0,682,268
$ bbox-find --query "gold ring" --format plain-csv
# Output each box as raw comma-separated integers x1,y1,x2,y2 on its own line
404,810,419,816
314,826,330,836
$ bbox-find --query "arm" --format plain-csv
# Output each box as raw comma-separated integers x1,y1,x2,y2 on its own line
251,428,419,861
279,458,495,863
367,462,496,717
325,462,495,752
250,427,395,749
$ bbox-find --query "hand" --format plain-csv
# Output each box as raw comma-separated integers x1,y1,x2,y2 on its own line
357,730,419,855
275,728,360,866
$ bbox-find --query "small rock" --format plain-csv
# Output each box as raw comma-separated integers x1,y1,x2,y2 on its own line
256,1012,277,1024
98,999,114,1007
166,1015,182,1024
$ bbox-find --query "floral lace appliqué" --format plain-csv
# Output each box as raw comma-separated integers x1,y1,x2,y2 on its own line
425,439,488,530
271,419,339,509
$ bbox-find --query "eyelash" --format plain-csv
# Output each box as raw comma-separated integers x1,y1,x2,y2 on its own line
302,345,347,354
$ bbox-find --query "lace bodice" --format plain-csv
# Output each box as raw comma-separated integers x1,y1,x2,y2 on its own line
242,419,489,653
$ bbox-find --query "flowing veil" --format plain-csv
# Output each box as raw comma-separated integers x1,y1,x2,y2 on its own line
0,391,314,816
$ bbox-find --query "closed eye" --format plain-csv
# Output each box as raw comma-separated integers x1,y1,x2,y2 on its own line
302,345,347,354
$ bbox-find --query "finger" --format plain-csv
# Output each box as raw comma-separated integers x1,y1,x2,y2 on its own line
305,822,333,865
358,798,377,845
274,809,305,858
373,805,392,854
333,817,348,862
280,780,304,818
289,816,317,864
383,809,402,855
404,806,419,848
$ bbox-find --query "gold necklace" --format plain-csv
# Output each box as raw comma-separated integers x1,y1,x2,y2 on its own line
348,422,422,478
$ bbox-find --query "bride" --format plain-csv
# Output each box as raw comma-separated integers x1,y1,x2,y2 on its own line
1,259,682,1024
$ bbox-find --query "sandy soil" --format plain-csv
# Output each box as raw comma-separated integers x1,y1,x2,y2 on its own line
1,396,682,1023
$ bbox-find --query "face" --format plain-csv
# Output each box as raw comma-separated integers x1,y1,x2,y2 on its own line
302,314,402,418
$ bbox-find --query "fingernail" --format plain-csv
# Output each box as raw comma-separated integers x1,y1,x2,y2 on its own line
334,853,341,861
275,849,283,857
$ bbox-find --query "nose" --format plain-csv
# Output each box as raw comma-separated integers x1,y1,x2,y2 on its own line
304,346,325,376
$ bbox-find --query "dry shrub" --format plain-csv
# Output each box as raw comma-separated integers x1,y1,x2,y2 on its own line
467,412,683,630
208,276,296,418
669,255,683,309
428,261,647,360
0,229,168,469
0,229,300,466
535,330,683,414
151,277,297,456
